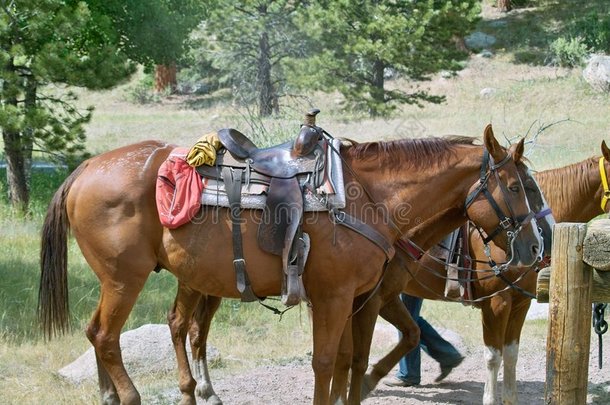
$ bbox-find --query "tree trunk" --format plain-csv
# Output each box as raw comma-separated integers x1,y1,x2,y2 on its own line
3,129,29,213
2,57,29,213
257,31,276,117
23,78,37,185
497,0,512,12
370,59,385,116
154,63,177,93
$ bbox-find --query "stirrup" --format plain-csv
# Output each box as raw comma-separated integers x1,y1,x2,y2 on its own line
281,265,302,306
444,264,463,299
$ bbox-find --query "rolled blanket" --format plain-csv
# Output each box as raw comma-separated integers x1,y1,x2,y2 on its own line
186,132,222,167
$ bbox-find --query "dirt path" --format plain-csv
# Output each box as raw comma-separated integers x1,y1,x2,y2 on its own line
201,327,610,405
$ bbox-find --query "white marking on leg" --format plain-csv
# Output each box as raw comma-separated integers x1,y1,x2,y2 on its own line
484,346,502,405
502,341,519,405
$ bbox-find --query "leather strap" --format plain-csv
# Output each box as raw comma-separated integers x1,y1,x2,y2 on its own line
332,210,395,260
395,238,424,261
600,157,610,212
223,167,259,302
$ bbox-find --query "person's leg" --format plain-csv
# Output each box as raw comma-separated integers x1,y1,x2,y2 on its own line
418,315,464,382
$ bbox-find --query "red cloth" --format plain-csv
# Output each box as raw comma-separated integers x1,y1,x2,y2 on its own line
156,147,203,229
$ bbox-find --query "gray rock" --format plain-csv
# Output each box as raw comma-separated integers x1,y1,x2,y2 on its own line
480,87,497,98
478,49,494,58
58,324,221,384
465,32,497,51
440,70,454,79
583,54,610,92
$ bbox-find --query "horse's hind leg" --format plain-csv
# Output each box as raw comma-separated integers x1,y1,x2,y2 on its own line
94,351,119,405
190,295,223,404
168,283,202,405
86,274,150,405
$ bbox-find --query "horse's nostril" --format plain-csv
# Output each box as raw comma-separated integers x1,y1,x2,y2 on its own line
532,245,539,255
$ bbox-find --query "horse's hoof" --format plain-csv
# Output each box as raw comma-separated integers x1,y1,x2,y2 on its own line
178,395,197,405
207,395,223,405
101,395,120,405
196,386,223,404
361,374,378,398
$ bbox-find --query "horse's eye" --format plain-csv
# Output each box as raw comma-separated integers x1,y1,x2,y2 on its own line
509,185,521,193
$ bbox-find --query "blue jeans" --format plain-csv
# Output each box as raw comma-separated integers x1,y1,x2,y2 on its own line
396,294,462,383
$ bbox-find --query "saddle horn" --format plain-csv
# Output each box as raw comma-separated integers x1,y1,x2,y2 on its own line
295,109,322,157
304,108,321,126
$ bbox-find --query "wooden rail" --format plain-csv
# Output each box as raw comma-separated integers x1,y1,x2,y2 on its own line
535,220,610,405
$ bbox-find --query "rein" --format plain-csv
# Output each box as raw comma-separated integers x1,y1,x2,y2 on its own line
400,248,538,303
599,157,610,212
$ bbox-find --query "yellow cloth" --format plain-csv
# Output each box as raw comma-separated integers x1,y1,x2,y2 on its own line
186,132,222,167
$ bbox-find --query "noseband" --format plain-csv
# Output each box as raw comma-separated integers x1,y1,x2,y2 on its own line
464,149,536,266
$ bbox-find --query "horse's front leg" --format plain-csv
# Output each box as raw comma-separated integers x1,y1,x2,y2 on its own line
481,294,511,405
330,316,353,404
310,292,354,405
189,295,223,405
501,294,531,405
167,283,202,405
364,295,419,396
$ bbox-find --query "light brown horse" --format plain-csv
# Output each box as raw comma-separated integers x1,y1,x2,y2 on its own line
39,125,542,405
334,157,553,405
345,141,610,405
163,132,542,405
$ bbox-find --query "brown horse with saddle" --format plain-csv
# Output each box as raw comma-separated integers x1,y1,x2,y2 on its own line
164,126,551,405
39,111,542,405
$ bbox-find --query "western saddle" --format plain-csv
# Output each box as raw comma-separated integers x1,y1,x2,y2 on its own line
197,109,326,305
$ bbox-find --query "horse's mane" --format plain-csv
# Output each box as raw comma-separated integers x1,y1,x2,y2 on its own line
343,135,478,169
535,157,598,215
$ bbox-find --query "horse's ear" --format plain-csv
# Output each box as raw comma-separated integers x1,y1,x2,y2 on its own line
602,140,610,161
483,124,505,162
509,138,525,163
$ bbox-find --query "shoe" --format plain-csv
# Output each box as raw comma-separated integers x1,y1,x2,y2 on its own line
383,376,420,387
435,355,465,382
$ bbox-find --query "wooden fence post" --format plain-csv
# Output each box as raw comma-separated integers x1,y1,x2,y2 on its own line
545,223,592,405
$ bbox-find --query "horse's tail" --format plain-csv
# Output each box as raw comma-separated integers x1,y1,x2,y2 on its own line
38,163,87,339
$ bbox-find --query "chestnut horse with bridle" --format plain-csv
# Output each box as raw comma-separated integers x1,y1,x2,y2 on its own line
39,125,541,405
341,142,610,405
330,155,553,405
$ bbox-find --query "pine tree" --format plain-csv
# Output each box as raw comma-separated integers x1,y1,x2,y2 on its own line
0,0,135,212
299,0,480,116
198,0,307,116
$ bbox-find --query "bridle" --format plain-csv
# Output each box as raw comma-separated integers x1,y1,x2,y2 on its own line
599,157,610,212
464,149,537,272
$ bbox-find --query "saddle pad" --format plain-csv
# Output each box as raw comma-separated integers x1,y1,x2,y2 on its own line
156,148,203,229
200,138,346,211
